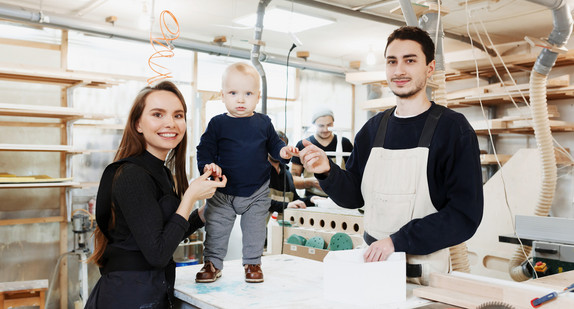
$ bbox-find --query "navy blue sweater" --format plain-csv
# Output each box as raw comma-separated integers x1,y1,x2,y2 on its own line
318,104,484,255
197,112,286,197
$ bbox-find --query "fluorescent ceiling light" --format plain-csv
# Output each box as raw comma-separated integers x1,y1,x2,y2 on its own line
233,8,335,33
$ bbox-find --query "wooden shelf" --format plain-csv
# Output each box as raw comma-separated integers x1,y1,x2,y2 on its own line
0,181,79,188
74,123,124,130
446,49,574,81
473,119,574,135
68,149,116,155
0,63,119,88
449,86,574,107
480,154,512,166
0,145,116,154
359,85,574,111
0,103,114,120
0,216,65,226
0,144,73,152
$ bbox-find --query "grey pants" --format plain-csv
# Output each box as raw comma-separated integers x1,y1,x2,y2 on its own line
203,180,270,270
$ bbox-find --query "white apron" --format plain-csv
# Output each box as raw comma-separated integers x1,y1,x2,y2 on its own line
361,105,450,285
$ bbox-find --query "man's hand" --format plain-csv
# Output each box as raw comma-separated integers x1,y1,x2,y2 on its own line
298,139,331,174
287,200,306,209
364,237,395,262
310,195,327,205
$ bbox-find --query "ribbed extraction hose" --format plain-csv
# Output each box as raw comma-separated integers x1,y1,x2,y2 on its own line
437,66,470,271
432,70,447,107
450,242,471,273
508,71,557,281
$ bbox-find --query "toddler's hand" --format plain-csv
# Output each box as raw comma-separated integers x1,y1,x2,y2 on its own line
203,163,222,179
280,145,299,159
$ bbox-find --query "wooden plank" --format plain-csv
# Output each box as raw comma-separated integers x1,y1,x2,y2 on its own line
470,118,508,131
413,286,492,308
446,49,574,80
390,1,450,18
0,280,48,292
415,272,574,309
0,63,119,88
0,216,65,226
0,103,114,120
0,174,72,183
0,37,60,50
527,270,574,290
447,75,569,101
345,70,386,85
285,207,364,234
480,154,512,165
505,105,560,119
0,181,79,188
0,144,72,152
359,97,396,111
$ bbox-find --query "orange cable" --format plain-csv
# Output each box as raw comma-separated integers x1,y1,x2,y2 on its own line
147,10,180,85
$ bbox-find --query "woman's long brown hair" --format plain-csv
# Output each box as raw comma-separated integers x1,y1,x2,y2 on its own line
88,81,189,266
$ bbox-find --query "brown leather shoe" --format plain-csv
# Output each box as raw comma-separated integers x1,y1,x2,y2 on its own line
244,264,264,283
195,260,222,283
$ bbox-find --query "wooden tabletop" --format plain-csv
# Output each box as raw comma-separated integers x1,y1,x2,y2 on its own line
175,254,431,309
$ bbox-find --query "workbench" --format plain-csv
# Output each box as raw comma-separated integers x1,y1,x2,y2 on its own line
174,254,432,309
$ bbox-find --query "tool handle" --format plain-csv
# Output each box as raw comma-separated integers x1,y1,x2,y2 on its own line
531,292,557,308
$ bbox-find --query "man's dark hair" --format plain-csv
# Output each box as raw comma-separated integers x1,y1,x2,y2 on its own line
384,26,435,65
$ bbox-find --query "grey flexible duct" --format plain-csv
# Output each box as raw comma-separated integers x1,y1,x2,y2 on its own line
399,0,419,27
420,1,448,107
423,1,469,272
399,0,468,272
251,0,271,115
508,0,572,281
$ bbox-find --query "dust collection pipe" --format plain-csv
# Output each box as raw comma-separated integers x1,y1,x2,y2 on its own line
508,0,572,282
0,3,349,77
419,0,470,272
251,0,271,115
398,0,418,27
419,1,448,108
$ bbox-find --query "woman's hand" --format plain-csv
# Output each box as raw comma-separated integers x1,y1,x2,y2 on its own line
177,172,226,220
187,170,227,201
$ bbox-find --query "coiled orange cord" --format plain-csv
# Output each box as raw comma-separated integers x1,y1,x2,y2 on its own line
147,10,180,85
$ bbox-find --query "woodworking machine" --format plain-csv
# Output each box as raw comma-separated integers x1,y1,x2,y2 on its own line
515,216,574,277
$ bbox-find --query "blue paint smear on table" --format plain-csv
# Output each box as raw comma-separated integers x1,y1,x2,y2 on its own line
185,281,259,295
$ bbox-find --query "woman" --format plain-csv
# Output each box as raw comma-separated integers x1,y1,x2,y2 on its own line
86,81,226,308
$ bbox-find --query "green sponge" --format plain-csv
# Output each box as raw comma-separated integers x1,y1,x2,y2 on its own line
328,233,353,251
286,234,307,246
305,236,326,249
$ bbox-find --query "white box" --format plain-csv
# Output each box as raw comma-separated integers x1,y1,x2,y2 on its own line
323,249,406,306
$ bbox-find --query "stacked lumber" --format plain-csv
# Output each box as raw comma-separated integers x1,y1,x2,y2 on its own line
413,272,574,309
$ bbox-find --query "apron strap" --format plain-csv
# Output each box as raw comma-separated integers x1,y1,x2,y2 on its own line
373,106,396,148
418,104,446,147
372,104,446,149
